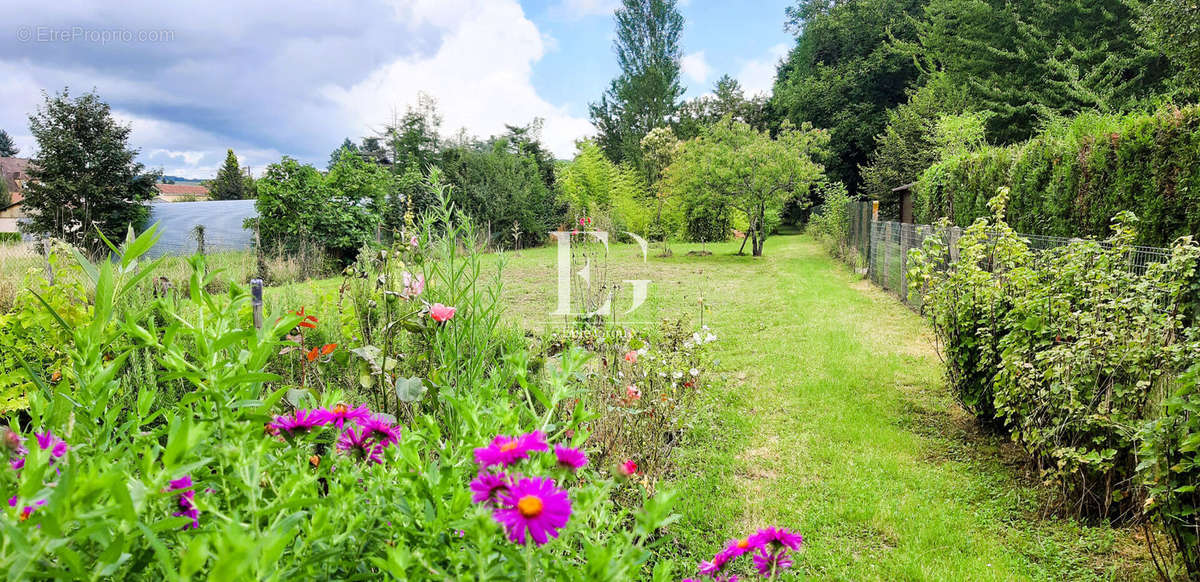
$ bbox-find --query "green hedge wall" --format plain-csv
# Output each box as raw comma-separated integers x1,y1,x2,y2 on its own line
915,106,1200,246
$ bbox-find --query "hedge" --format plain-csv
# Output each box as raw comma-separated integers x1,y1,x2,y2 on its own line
915,106,1200,246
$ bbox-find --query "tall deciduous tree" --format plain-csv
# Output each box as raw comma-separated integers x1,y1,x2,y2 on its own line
1135,0,1200,87
666,118,829,256
675,75,769,140
210,149,247,200
0,129,18,157
23,89,159,252
771,0,927,193
589,0,685,170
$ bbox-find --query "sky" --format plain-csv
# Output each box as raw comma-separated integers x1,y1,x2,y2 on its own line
0,0,795,179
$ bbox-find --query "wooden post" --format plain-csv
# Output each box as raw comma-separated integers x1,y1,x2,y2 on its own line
899,224,909,302
251,278,263,331
872,200,879,222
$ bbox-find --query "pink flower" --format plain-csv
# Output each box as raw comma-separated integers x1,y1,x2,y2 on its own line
473,431,549,468
35,432,68,461
409,235,419,248
325,403,370,429
625,385,642,401
752,546,795,577
747,526,804,551
430,303,456,323
336,426,384,464
267,409,331,436
470,472,510,505
553,444,587,470
492,476,572,545
356,415,402,447
618,460,637,477
10,496,47,522
402,271,425,297
623,350,637,363
166,475,199,529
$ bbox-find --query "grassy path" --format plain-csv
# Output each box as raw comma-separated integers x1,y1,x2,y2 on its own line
496,232,1151,580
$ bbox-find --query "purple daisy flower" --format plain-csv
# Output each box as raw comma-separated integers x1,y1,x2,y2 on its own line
336,426,383,464
356,415,402,447
473,431,548,468
752,546,795,577
470,472,510,505
747,525,804,551
553,444,587,470
492,476,571,546
325,403,371,429
267,409,331,436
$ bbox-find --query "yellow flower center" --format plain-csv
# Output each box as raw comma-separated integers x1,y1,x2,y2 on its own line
500,441,520,453
737,539,749,549
517,495,544,518
333,403,348,415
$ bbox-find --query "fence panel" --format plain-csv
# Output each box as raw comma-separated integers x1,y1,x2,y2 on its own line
836,204,1173,310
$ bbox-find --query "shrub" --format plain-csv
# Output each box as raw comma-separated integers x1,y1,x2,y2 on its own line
914,105,1200,247
1139,364,1200,579
807,183,856,263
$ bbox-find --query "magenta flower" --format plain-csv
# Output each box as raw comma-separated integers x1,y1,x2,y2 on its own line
430,303,457,323
325,403,370,429
267,409,331,435
166,475,199,529
492,476,572,545
618,459,637,477
473,431,548,468
35,432,68,460
10,496,46,522
553,444,587,471
752,546,794,577
747,526,803,551
336,426,384,464
470,472,510,505
357,415,402,447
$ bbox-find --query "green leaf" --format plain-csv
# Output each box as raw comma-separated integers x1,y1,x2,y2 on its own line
396,376,427,403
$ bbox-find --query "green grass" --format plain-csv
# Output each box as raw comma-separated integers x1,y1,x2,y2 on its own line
486,232,1155,581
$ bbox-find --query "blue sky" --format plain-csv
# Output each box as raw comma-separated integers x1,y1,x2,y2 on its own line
0,1,795,178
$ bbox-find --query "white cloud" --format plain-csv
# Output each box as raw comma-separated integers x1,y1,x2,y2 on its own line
737,43,790,97
680,51,710,85
0,0,593,178
554,0,619,20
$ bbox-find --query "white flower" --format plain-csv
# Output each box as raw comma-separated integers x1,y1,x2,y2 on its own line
658,372,667,378
672,371,684,379
704,333,717,344
618,371,624,378
692,332,702,344
683,341,694,349
689,368,699,376
637,347,648,356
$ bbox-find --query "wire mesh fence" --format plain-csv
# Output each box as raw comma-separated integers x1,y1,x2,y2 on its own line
843,200,1175,309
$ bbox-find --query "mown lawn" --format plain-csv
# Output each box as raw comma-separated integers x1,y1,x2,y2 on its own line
491,232,1156,581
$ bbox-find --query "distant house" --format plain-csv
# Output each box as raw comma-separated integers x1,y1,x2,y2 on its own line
0,157,32,234
154,183,210,203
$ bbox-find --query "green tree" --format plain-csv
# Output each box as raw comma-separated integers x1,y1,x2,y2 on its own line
913,0,1172,144
328,138,359,170
666,118,829,256
210,149,247,200
22,89,159,252
675,75,769,140
252,155,389,261
771,0,928,192
1136,0,1200,86
860,73,968,215
383,93,442,172
0,129,18,157
556,139,652,235
589,0,685,169
639,126,680,240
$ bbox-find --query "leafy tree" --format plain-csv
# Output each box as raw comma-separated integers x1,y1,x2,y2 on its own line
666,118,829,256
437,139,559,247
912,0,1172,144
771,0,927,193
328,138,358,170
860,73,968,215
22,89,159,252
590,0,685,169
1136,0,1200,86
639,126,680,240
252,156,388,261
383,93,442,171
675,75,769,139
242,167,258,199
0,173,9,208
210,149,247,200
0,129,18,157
556,140,652,235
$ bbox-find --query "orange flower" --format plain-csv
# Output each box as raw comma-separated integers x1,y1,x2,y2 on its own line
291,307,318,329
309,455,321,467
321,343,337,355
306,347,320,362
